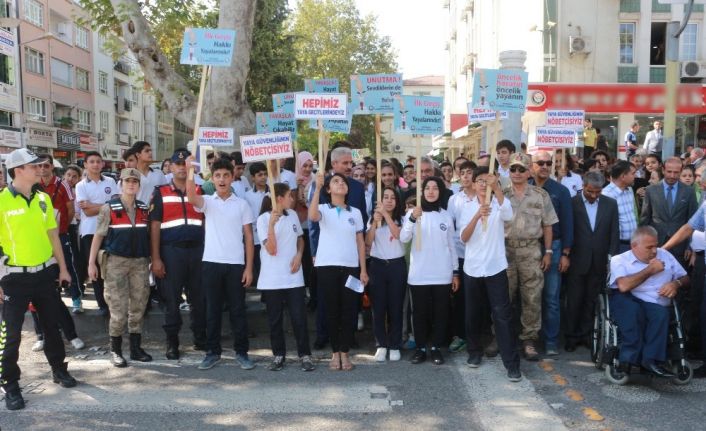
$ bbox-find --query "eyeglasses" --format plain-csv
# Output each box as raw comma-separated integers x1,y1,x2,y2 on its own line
475,179,488,185
510,166,527,173
534,161,553,167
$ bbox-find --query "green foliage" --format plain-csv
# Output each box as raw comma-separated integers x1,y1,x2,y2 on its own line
287,0,398,154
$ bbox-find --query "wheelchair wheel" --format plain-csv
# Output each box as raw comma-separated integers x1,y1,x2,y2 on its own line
671,360,693,385
605,364,629,385
591,296,605,369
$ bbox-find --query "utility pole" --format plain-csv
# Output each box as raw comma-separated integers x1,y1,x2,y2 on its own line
662,0,696,159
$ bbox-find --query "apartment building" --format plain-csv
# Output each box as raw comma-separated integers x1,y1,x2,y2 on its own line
443,0,706,157
0,0,22,152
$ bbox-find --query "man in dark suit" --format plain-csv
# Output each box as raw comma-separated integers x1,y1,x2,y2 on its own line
640,156,698,265
565,172,620,351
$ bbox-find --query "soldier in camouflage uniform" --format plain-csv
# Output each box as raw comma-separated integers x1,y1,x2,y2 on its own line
503,153,558,361
87,168,152,367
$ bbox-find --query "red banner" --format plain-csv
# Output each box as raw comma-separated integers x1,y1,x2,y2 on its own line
526,83,706,114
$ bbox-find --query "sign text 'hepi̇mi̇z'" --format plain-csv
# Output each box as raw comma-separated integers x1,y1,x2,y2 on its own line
294,93,348,120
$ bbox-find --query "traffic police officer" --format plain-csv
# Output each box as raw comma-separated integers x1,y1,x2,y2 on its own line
87,168,152,367
0,148,77,411
150,149,206,359
503,153,558,361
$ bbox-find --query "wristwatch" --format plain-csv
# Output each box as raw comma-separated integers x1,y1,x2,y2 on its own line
562,251,570,257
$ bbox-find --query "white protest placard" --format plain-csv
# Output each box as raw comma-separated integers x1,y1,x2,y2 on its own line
545,110,584,131
240,132,293,163
534,127,577,148
294,93,348,120
467,106,508,123
197,128,234,147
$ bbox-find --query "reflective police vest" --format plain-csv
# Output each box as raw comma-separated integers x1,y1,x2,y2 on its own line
158,184,204,231
103,198,150,258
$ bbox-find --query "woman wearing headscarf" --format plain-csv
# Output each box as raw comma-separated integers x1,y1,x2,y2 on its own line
400,177,459,366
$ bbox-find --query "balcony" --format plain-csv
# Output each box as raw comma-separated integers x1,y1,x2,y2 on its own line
114,60,131,75
118,133,131,145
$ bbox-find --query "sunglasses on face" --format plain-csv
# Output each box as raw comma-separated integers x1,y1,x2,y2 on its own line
510,166,527,173
534,161,553,167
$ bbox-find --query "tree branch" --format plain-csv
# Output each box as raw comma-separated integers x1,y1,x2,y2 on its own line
109,0,197,127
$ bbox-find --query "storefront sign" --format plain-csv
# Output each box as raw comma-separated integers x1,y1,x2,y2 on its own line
0,82,19,112
527,83,706,114
0,28,16,57
57,130,80,151
80,134,98,152
0,129,21,148
158,121,174,135
27,126,57,148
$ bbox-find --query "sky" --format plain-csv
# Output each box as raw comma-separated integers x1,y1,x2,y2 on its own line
288,0,447,79
354,0,446,78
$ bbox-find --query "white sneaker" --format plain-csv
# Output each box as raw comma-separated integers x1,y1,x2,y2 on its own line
389,349,401,361
70,337,85,350
357,312,364,331
31,340,44,352
374,347,387,362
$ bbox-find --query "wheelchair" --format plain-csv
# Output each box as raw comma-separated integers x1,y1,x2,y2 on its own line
590,286,693,385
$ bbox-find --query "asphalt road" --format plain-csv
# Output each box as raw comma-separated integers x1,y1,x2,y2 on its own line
2,295,705,430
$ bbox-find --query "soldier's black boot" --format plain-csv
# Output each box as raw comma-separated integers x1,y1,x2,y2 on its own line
129,333,153,362
166,334,180,360
110,336,127,368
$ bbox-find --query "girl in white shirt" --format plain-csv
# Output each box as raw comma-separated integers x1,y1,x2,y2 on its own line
257,183,315,372
400,177,459,366
365,186,406,362
309,172,369,371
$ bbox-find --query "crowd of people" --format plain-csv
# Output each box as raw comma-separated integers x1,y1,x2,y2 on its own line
2,133,706,411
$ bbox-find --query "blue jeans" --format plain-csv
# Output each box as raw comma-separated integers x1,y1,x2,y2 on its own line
541,239,562,350
611,292,669,365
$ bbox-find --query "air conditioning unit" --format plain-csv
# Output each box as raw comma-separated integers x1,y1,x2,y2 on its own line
57,22,68,36
681,61,706,78
569,36,592,55
393,144,403,153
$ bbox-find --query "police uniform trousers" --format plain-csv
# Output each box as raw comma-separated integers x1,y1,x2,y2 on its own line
505,239,544,342
103,255,150,337
159,243,206,343
0,265,66,390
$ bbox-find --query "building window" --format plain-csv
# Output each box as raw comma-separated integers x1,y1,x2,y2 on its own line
51,58,73,87
650,22,667,65
132,86,139,104
100,111,109,133
76,68,89,91
617,66,638,83
680,23,698,61
75,26,89,50
0,53,15,85
0,110,14,127
132,120,140,139
98,71,108,95
25,96,47,122
77,109,91,132
24,0,43,27
619,23,635,64
25,48,44,75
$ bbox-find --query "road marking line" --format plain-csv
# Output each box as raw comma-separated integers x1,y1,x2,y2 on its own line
582,407,605,421
565,389,584,402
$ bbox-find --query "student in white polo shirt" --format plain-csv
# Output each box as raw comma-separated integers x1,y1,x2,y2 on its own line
75,151,118,315
257,183,315,372
308,171,369,371
130,141,168,205
186,156,255,371
400,176,459,366
365,186,406,362
459,166,522,382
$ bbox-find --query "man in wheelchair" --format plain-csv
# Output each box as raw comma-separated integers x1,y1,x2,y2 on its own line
609,226,688,377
